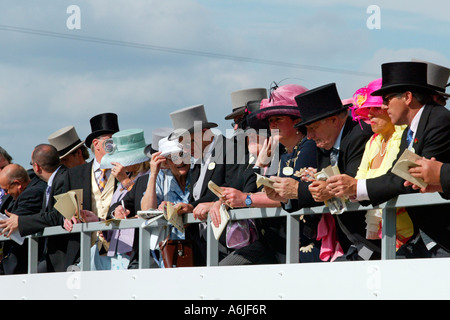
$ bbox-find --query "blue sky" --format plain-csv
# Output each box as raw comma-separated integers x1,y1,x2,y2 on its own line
0,0,449,166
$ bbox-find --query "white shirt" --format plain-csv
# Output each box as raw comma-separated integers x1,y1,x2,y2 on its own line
46,165,62,206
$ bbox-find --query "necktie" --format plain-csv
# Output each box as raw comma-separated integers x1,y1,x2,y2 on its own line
98,168,108,192
406,128,414,146
45,185,51,208
330,148,339,166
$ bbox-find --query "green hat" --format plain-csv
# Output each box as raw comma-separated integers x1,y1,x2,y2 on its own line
100,128,148,169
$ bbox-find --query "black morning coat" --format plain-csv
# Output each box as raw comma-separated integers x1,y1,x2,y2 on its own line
365,104,450,252
1,175,46,274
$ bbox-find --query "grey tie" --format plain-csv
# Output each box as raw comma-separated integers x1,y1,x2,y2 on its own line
330,148,339,166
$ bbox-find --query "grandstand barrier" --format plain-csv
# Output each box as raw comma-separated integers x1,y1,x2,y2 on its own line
1,192,449,274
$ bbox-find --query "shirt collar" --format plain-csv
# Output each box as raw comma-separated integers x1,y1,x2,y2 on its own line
409,105,425,135
47,165,62,187
332,123,345,151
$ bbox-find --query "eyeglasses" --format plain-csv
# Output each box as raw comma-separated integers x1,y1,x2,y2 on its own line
382,93,401,105
3,181,17,194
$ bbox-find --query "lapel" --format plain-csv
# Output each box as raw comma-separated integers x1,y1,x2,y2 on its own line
81,161,94,211
412,104,432,154
46,166,68,209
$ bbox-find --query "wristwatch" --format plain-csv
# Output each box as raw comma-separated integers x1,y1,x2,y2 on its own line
245,194,252,207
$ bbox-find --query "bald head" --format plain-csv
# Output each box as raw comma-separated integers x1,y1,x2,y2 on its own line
0,164,30,200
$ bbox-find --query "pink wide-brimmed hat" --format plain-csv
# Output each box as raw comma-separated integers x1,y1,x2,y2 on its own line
350,78,383,122
256,84,308,120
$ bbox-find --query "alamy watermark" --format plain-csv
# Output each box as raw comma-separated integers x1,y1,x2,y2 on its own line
66,5,81,30
366,5,381,30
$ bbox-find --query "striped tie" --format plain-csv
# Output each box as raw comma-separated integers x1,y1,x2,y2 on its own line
98,169,108,192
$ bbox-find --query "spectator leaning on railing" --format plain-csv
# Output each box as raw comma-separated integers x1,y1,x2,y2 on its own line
327,61,450,258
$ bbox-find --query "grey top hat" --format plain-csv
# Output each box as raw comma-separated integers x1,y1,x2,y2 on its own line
48,126,85,159
144,127,174,157
412,59,450,97
168,104,217,140
225,88,268,120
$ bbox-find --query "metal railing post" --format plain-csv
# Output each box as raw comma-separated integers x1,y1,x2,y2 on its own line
139,227,151,269
381,200,397,260
206,218,219,266
79,229,91,271
27,236,39,274
286,212,300,264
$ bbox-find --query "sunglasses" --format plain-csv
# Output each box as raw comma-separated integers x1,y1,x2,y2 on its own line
382,93,402,105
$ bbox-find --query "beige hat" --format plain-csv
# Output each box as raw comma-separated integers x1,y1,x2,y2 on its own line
412,59,450,97
48,126,85,159
225,88,268,120
168,104,217,140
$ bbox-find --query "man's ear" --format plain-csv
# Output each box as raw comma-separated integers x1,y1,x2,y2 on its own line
404,91,414,105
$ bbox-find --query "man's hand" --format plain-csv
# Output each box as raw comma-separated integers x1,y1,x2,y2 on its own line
221,187,246,208
409,157,443,185
404,180,443,193
326,174,357,198
173,202,194,215
193,202,214,221
0,210,19,238
208,201,223,228
308,180,332,202
264,186,288,203
271,176,299,200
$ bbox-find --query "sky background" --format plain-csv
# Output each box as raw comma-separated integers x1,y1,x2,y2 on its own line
0,0,449,167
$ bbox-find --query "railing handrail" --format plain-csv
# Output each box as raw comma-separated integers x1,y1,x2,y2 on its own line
0,192,449,273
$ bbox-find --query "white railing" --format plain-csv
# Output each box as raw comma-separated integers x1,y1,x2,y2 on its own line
1,192,449,274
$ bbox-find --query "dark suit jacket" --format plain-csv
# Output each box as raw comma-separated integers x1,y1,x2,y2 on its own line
366,104,450,251
18,166,71,272
1,176,46,274
441,163,450,199
293,117,373,252
296,117,373,209
189,134,245,206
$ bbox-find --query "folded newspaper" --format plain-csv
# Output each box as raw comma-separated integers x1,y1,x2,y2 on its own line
212,204,230,240
53,189,83,220
391,149,428,189
0,213,25,245
140,203,184,233
207,181,231,239
255,173,275,189
314,165,347,215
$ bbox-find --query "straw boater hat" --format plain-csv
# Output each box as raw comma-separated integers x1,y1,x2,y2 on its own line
144,127,174,157
225,88,268,120
100,128,149,169
85,113,120,148
371,61,438,97
294,83,349,128
412,59,450,98
168,104,217,140
48,126,85,159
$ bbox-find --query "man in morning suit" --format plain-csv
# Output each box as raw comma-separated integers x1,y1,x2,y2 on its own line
63,113,120,267
0,145,70,272
327,61,450,257
0,164,46,274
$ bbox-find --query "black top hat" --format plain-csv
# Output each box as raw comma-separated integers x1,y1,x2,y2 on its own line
85,113,120,147
371,62,438,96
294,83,349,128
